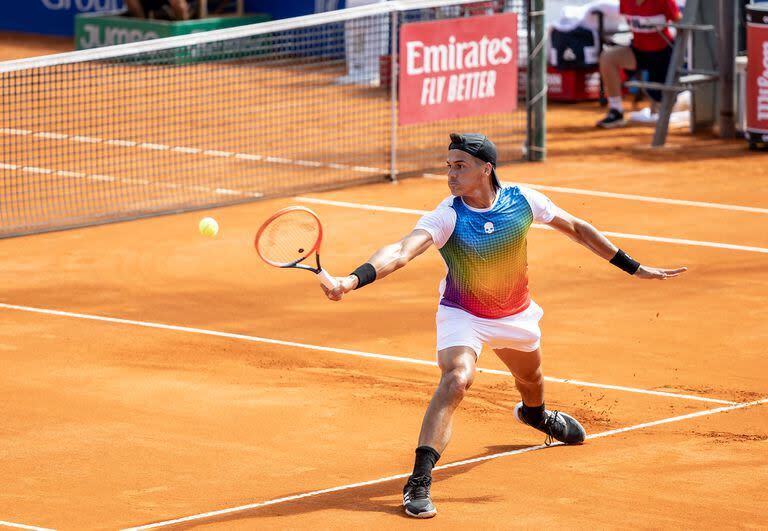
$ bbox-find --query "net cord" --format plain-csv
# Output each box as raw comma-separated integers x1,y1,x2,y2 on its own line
1,1,529,237
0,0,494,73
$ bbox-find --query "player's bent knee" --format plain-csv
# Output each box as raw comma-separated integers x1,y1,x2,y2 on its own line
514,368,543,387
443,369,472,400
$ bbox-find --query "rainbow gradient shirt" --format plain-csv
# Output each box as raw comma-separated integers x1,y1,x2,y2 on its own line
415,185,556,319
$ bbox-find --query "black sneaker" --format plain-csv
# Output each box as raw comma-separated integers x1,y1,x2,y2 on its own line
513,402,586,445
402,475,437,518
596,108,626,128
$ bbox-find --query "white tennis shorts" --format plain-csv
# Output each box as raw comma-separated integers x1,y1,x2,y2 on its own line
436,301,544,356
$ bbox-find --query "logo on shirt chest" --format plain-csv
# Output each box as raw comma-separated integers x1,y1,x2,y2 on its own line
483,221,495,234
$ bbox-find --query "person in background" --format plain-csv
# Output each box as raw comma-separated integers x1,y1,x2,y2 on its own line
126,0,191,20
596,0,682,128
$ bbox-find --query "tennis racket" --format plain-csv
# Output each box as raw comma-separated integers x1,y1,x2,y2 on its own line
255,206,339,289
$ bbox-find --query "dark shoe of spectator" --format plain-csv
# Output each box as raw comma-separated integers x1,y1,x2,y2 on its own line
596,109,626,129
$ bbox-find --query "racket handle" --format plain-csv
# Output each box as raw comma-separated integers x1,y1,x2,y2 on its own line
317,268,339,290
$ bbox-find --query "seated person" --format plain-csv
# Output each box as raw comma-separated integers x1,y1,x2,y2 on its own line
596,0,681,128
126,0,191,20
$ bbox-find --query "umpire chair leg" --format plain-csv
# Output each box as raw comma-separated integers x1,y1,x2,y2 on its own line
651,90,677,147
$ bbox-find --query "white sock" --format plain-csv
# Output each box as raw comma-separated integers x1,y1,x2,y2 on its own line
608,96,623,113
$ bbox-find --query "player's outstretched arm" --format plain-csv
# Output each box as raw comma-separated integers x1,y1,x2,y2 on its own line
322,229,434,301
547,208,687,280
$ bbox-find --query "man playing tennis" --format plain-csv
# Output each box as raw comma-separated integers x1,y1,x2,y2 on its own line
322,133,687,518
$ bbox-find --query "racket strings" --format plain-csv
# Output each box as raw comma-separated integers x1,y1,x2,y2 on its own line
258,212,320,266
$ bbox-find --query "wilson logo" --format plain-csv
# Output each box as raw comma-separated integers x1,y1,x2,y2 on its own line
757,42,768,121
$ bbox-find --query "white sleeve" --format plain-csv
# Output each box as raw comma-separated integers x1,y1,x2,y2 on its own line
414,202,456,249
519,186,557,223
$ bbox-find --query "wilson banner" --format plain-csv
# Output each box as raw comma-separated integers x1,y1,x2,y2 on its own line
746,5,768,140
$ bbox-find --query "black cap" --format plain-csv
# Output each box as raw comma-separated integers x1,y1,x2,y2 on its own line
448,133,500,188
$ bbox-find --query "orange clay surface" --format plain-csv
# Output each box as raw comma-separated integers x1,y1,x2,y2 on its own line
1,33,767,531
0,33,73,61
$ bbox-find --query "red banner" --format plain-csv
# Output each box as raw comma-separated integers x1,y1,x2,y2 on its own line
746,7,768,136
398,13,518,126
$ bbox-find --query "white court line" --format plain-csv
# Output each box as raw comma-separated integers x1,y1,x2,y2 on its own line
123,178,151,186
266,156,296,164
55,170,85,178
0,128,31,136
537,376,735,405
352,165,383,173
71,135,101,144
13,123,762,216
5,125,764,216
138,143,170,151
22,166,53,175
298,197,428,216
0,163,262,200
203,150,234,158
172,146,200,154
294,159,321,167
34,131,67,140
519,182,768,215
0,303,736,405
295,196,768,254
105,139,137,147
0,127,388,177
422,174,768,215
122,397,768,530
213,188,241,196
234,153,261,161
0,521,55,531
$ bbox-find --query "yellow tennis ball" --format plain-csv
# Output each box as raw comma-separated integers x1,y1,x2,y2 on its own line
199,217,219,238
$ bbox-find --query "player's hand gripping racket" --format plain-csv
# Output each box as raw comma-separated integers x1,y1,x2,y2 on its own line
255,206,339,289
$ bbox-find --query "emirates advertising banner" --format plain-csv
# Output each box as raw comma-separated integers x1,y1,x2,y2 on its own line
746,6,768,138
398,13,518,126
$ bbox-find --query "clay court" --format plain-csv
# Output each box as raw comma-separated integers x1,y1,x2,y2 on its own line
1,28,767,530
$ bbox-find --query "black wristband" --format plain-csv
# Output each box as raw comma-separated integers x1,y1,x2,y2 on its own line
350,263,377,289
610,249,640,275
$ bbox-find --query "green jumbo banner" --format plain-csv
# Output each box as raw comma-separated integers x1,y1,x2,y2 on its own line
75,12,270,51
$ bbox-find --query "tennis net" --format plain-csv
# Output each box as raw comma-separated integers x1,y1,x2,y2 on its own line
0,0,529,237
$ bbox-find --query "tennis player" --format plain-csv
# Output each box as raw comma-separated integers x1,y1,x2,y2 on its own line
322,133,687,518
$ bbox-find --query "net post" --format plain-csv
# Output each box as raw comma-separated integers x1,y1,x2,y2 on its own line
526,0,546,161
389,9,398,183
717,0,736,138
